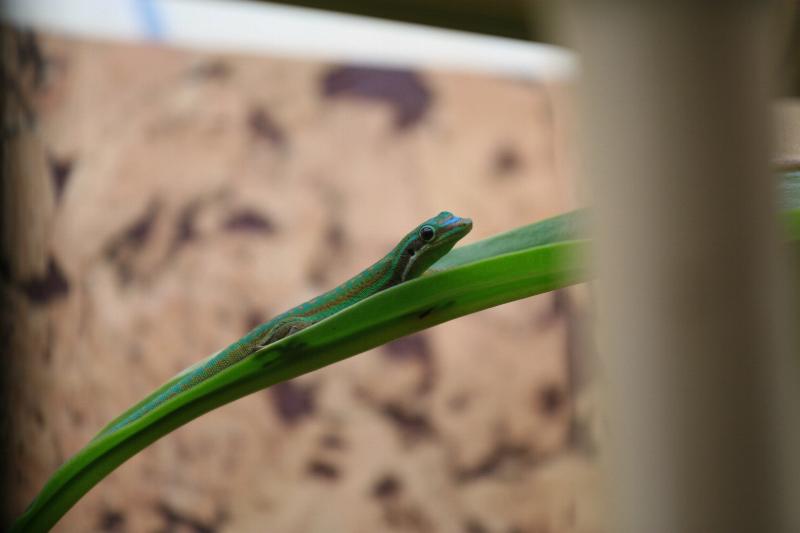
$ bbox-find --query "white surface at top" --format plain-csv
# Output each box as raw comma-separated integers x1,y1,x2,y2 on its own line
1,0,577,79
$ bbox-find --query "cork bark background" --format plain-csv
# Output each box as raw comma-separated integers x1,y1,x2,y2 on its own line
2,30,602,533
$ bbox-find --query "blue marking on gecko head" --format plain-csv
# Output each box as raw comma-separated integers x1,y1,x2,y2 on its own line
442,215,461,226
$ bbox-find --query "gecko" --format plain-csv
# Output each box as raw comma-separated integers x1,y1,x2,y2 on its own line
98,211,472,436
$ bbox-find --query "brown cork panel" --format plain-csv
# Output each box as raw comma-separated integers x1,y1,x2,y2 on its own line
2,29,601,533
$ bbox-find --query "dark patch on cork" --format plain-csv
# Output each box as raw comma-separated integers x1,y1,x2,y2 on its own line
165,191,232,260
155,501,225,533
98,509,126,532
307,459,340,480
320,433,345,450
173,199,202,249
455,443,533,482
552,289,571,317
104,202,160,283
384,333,431,363
222,209,275,234
380,403,435,441
270,380,315,424
538,383,565,417
48,155,73,202
464,518,489,533
326,221,346,252
493,145,523,176
321,66,432,131
552,288,568,316
372,474,402,499
124,205,158,247
189,59,231,80
20,256,70,304
248,107,286,148
383,333,436,393
537,289,567,329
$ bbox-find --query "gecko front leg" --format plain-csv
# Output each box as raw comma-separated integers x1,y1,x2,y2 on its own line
256,316,314,349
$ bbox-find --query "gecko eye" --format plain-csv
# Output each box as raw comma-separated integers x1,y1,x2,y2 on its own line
419,225,435,242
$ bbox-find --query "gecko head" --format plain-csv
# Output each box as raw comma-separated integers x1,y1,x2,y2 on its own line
398,211,472,281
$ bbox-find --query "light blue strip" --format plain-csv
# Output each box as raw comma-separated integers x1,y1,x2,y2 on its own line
135,0,164,41
442,215,461,225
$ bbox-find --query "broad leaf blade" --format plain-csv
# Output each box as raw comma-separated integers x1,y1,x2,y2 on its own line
13,235,587,532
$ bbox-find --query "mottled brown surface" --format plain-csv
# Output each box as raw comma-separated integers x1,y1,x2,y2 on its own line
2,30,601,533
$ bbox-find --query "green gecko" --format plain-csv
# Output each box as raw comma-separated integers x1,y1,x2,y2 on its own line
99,211,472,436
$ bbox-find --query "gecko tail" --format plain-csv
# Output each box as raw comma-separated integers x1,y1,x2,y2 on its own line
92,338,258,439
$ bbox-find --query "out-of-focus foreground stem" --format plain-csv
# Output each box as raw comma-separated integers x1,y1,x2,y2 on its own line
569,2,800,533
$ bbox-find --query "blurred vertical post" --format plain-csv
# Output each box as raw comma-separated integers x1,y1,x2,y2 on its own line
566,2,800,532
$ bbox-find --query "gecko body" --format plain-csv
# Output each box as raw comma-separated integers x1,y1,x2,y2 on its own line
100,212,472,435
